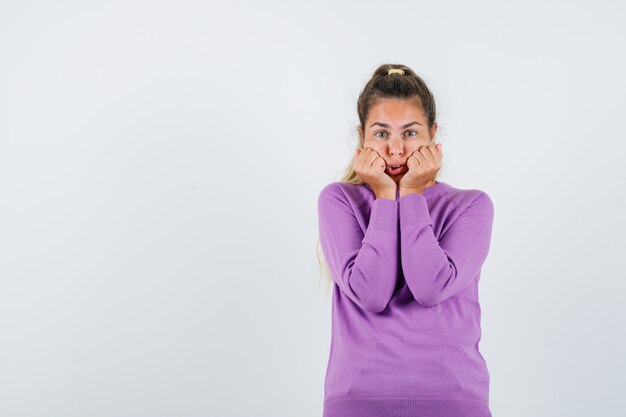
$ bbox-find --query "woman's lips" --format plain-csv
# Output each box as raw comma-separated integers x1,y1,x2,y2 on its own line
386,165,406,175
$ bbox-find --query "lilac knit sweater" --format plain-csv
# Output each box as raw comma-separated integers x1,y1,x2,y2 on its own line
317,180,495,417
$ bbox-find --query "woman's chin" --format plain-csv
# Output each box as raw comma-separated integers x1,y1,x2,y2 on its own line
389,173,405,183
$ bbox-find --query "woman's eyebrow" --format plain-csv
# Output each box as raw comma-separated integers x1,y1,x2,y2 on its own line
369,121,422,128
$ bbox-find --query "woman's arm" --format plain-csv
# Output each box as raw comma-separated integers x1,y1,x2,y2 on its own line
318,183,399,313
398,191,494,307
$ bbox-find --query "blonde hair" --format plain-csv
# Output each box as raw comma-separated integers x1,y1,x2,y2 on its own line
316,63,440,294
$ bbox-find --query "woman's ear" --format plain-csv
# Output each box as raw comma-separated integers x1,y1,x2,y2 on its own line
430,122,438,140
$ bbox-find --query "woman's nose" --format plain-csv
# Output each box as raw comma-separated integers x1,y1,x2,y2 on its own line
388,138,404,155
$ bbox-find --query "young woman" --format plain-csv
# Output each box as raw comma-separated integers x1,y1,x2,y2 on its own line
317,64,495,417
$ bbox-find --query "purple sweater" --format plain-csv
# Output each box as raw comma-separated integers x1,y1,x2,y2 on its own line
317,180,494,417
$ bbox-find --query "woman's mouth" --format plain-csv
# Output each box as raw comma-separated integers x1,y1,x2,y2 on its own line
386,165,406,175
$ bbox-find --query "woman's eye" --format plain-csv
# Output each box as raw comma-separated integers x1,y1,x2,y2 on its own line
374,131,418,139
374,130,417,139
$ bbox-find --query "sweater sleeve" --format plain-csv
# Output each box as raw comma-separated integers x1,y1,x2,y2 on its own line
398,191,494,307
317,183,400,314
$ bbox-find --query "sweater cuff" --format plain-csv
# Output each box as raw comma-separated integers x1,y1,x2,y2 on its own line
399,192,433,227
369,198,398,232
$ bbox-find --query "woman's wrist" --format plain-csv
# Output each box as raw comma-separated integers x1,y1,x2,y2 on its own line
399,187,425,198
374,187,397,200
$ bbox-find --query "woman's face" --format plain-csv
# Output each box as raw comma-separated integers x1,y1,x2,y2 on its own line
357,98,438,182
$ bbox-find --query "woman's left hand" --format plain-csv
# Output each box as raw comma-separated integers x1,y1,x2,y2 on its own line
399,143,442,191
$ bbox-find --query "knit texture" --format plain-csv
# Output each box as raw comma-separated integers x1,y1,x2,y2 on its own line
317,180,494,417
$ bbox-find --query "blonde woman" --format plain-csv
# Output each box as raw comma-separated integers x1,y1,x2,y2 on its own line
317,64,495,417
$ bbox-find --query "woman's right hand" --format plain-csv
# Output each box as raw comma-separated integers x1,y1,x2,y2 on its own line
353,148,397,197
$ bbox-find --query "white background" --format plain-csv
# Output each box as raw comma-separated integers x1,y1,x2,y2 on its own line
1,1,625,416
